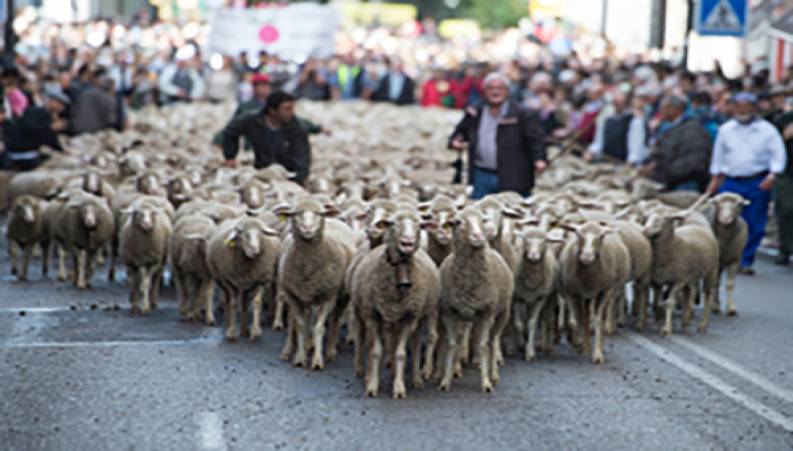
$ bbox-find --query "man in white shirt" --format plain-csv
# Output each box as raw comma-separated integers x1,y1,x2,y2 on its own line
707,92,788,274
585,89,647,165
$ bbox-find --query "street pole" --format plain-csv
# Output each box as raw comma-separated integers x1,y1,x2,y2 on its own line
601,0,608,37
3,0,15,64
682,0,694,70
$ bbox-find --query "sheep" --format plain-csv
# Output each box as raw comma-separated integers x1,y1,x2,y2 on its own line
54,192,115,289
171,214,217,324
5,195,46,281
512,223,561,361
558,221,631,364
206,217,280,341
418,195,458,267
167,175,194,209
608,220,654,333
276,196,354,370
643,210,720,336
119,198,173,315
7,171,63,204
706,193,749,316
350,208,440,398
438,207,514,393
474,197,519,273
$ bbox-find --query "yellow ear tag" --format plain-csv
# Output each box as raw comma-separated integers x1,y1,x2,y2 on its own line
225,239,236,248
278,214,288,222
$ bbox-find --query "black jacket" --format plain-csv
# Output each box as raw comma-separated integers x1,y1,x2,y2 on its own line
221,113,311,184
373,73,416,105
448,101,547,195
650,117,712,189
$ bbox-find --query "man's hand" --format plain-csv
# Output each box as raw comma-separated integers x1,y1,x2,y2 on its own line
706,175,724,195
321,127,332,136
51,119,69,132
759,173,776,191
450,137,469,151
534,160,548,173
224,159,237,169
583,151,594,163
784,123,793,140
638,162,656,177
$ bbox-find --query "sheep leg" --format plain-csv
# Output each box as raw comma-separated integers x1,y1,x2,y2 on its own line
20,245,32,282
475,315,496,393
660,285,681,336
86,250,97,287
139,266,153,315
364,317,383,398
579,299,592,355
490,310,509,384
107,238,117,282
511,302,527,356
681,284,696,332
173,269,188,318
325,306,343,364
74,249,88,289
592,295,609,364
202,280,216,326
9,241,18,277
421,311,439,381
605,291,617,336
652,285,665,322
310,299,336,371
698,277,717,333
225,289,240,342
410,331,424,390
271,290,286,331
127,265,139,315
150,268,163,310
431,324,447,382
438,315,459,391
239,291,251,338
616,287,627,328
57,245,67,282
635,282,648,332
279,310,297,362
290,299,309,367
250,287,264,341
353,310,366,378
344,304,356,346
526,299,547,362
393,318,419,399
725,263,738,317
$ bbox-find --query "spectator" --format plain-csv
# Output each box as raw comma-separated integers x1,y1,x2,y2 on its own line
448,72,547,199
293,58,330,101
205,56,238,103
641,95,711,191
374,59,415,105
585,89,647,165
70,69,118,134
2,67,30,119
690,91,720,142
773,100,793,266
707,92,788,274
3,87,69,170
158,47,205,104
220,91,311,184
330,54,363,100
420,69,452,108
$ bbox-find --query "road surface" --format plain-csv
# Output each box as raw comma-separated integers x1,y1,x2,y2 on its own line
0,236,791,450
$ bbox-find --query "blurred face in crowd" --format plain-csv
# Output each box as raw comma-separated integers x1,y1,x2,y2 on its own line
734,101,755,123
484,77,509,107
611,90,628,112
254,81,271,101
660,99,683,121
270,100,295,124
45,97,66,115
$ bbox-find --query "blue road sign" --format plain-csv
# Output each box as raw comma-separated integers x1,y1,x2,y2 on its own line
696,0,749,37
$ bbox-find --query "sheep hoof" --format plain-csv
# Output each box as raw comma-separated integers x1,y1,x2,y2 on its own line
491,373,500,385
354,368,364,379
365,387,378,398
293,355,307,368
11,267,17,276
280,351,291,362
130,307,140,317
421,369,433,381
240,328,250,338
392,385,406,399
249,327,262,342
697,324,708,334
326,350,337,363
634,323,644,333
225,329,239,342
660,327,672,337
412,378,424,390
311,356,325,371
205,317,216,327
481,381,494,393
727,309,737,317
592,353,605,365
438,381,451,392
524,353,535,363
271,320,284,331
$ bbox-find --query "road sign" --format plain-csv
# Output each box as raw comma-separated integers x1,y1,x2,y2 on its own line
695,0,748,37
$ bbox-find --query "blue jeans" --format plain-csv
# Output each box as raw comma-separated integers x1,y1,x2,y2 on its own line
672,180,700,192
720,175,772,267
471,167,500,200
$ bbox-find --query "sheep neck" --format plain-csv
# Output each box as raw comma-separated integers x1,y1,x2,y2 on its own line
386,238,414,298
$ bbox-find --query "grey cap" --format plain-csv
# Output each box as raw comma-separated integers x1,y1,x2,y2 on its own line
43,86,71,105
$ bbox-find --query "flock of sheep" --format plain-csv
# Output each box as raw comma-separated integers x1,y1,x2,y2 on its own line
2,101,749,399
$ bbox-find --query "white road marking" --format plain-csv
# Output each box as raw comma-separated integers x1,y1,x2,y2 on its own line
0,305,180,314
0,329,223,349
669,335,793,405
197,411,227,451
0,306,75,313
626,332,793,433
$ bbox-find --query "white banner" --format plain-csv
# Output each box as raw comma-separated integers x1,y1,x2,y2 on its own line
208,5,339,61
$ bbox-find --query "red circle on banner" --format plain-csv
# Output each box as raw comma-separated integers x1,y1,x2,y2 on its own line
259,25,280,44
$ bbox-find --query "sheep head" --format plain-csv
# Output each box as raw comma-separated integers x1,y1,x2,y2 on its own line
562,221,617,266
276,198,339,242
13,195,40,224
711,193,749,226
225,218,279,259
451,208,488,249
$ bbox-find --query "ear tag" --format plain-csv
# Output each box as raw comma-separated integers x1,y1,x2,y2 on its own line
225,239,236,248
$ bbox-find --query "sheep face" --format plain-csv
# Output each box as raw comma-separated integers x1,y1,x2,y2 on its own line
642,212,677,240
521,227,550,263
429,209,455,246
452,209,487,249
712,193,749,226
129,207,162,233
365,205,393,242
168,177,193,205
136,173,162,195
386,211,425,255
82,171,103,195
226,219,278,259
240,183,264,210
13,196,40,224
566,222,612,266
278,200,339,242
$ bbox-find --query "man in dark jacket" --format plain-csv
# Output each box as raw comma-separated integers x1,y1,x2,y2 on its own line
220,91,311,184
71,70,118,135
3,87,68,170
373,59,416,105
641,95,712,191
773,106,793,265
448,72,547,198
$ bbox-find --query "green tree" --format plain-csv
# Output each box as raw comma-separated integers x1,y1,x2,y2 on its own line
463,0,527,29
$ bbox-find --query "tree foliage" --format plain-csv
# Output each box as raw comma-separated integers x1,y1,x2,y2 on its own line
462,0,527,30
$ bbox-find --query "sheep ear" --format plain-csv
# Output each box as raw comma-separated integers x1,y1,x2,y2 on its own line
417,202,432,212
518,218,540,228
354,211,369,221
420,212,434,221
322,206,341,218
420,221,438,230
261,226,280,237
558,223,578,233
502,207,523,219
225,230,238,247
334,192,347,206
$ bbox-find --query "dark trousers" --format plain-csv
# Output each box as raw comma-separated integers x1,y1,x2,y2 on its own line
721,175,771,267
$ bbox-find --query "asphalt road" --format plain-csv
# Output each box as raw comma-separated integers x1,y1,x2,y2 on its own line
1,235,792,450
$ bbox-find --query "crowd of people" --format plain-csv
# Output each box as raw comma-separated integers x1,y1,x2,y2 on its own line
1,13,792,270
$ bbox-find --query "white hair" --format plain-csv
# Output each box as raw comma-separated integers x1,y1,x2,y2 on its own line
482,72,510,89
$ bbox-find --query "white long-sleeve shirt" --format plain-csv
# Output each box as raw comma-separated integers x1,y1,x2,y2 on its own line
710,118,787,177
158,64,205,100
588,112,648,165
